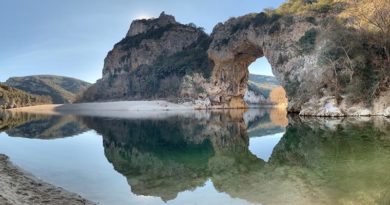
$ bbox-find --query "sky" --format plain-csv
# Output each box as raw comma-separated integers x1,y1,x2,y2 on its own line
0,0,285,83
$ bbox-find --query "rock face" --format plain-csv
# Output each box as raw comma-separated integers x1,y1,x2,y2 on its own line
6,75,91,104
82,3,389,116
207,13,333,111
81,12,212,102
244,90,266,105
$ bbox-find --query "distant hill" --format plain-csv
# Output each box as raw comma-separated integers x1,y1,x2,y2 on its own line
246,74,287,106
0,84,52,109
4,113,89,139
5,75,91,104
247,74,280,98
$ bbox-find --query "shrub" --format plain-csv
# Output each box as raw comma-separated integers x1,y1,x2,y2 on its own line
284,76,300,97
253,13,268,27
118,24,175,50
268,22,281,34
316,19,387,105
299,28,318,53
275,0,335,15
305,16,316,24
312,4,332,13
277,54,288,65
230,12,282,34
231,15,255,33
284,16,294,25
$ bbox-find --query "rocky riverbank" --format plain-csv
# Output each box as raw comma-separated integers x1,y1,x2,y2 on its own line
0,154,94,205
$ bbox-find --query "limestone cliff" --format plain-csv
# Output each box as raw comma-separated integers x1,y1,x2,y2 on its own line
81,12,212,102
81,1,390,116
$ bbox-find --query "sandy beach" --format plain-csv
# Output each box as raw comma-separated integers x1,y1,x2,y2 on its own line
0,154,94,205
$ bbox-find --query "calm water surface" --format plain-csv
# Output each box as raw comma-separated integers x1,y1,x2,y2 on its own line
0,109,389,205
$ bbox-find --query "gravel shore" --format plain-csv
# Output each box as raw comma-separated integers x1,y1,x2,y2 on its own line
0,154,95,205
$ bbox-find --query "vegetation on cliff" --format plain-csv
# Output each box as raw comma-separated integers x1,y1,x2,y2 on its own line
275,0,390,105
0,84,52,109
6,75,91,104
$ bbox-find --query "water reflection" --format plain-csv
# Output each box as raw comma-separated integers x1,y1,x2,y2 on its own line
0,111,89,139
0,109,390,205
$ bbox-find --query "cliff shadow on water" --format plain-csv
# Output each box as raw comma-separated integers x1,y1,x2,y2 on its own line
1,109,390,204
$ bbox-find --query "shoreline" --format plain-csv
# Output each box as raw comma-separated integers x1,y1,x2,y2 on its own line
6,101,390,118
0,154,94,205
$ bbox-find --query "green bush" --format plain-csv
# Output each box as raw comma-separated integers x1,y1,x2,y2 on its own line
284,76,300,97
276,0,335,15
268,22,281,34
277,54,288,65
252,13,269,26
299,28,318,53
305,16,316,24
118,24,175,50
231,15,255,33
0,84,52,109
236,12,282,29
312,4,332,13
284,16,294,25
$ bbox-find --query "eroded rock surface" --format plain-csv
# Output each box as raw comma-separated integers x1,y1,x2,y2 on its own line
81,12,212,102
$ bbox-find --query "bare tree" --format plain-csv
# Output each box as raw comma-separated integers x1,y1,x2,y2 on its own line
349,0,390,63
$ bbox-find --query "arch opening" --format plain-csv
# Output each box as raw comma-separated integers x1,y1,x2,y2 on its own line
244,57,288,109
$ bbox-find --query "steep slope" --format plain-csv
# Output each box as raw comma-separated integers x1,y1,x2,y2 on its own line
0,84,52,109
6,75,91,104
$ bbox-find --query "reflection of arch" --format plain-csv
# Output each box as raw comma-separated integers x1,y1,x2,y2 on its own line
82,113,390,205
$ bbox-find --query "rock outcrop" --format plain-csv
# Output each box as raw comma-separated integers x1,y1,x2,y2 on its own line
81,12,212,102
81,1,389,116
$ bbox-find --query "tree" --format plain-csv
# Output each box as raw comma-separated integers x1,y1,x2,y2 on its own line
348,0,390,63
269,86,288,106
3,93,9,103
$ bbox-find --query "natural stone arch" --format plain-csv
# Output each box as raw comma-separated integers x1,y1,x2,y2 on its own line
203,11,390,116
206,14,318,111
